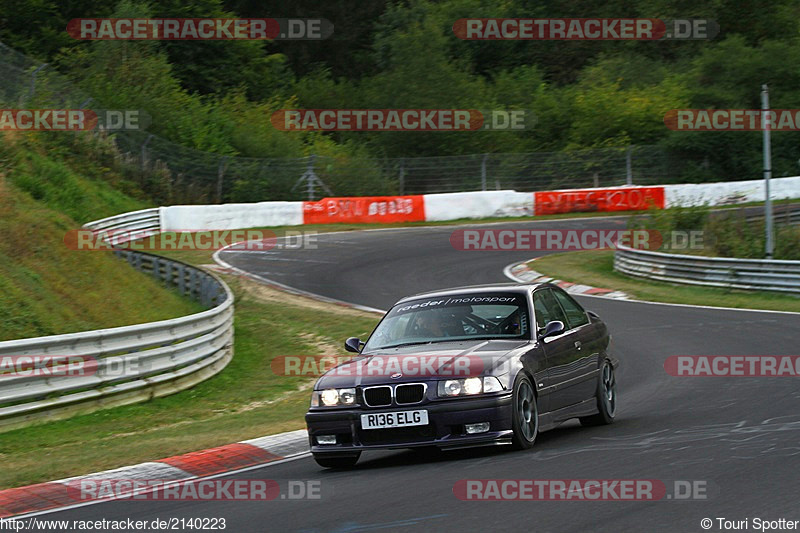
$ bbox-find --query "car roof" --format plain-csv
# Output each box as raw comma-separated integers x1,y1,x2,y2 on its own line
395,282,552,305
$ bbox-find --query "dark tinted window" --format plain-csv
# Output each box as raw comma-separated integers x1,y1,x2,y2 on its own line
363,292,530,350
552,289,589,329
533,289,567,330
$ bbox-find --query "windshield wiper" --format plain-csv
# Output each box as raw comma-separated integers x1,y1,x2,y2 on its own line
376,336,514,350
375,340,437,350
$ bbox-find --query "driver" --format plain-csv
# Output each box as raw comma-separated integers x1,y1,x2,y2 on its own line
414,311,445,337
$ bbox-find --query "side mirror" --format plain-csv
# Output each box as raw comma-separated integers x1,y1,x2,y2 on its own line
344,337,364,353
538,320,565,340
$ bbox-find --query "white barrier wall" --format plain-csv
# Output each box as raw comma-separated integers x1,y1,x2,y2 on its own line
156,178,800,230
161,202,303,231
665,176,800,207
423,190,534,221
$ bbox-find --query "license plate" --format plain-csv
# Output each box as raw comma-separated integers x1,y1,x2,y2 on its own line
361,410,428,430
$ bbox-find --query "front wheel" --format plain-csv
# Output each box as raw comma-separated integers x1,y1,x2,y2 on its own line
313,452,361,469
580,360,617,427
511,374,539,449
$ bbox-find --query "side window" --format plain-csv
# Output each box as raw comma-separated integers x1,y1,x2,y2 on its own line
533,289,567,330
552,289,590,329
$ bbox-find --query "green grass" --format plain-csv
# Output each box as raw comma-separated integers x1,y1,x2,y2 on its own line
530,250,800,313
1,133,148,225
0,276,379,489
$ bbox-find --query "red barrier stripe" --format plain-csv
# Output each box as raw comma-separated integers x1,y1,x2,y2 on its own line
534,187,665,216
303,195,425,224
0,482,72,517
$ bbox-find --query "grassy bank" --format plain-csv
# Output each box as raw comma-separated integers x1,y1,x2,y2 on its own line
0,134,204,340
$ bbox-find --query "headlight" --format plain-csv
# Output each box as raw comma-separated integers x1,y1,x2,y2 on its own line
438,376,504,397
463,377,482,394
312,388,357,407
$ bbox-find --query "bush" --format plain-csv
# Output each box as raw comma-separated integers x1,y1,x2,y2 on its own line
704,212,765,259
630,204,800,260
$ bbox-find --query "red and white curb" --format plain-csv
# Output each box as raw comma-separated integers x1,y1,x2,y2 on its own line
504,260,630,300
0,429,309,518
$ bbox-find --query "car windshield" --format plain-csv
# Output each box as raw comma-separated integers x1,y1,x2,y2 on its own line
363,292,530,350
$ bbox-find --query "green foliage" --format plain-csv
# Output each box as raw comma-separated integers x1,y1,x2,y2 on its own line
775,225,800,260
1,133,147,223
4,0,800,197
704,212,766,259
630,204,800,260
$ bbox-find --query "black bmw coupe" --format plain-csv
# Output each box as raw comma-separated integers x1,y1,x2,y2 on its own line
305,283,619,468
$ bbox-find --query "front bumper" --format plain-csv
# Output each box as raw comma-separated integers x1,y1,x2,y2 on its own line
305,393,513,454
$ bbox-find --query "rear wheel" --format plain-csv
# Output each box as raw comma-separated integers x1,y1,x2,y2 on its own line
580,361,617,427
511,374,539,449
313,452,361,469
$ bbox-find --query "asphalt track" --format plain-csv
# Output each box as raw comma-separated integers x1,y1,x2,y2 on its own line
46,217,800,532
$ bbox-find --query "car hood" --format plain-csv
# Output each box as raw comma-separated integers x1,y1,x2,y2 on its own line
314,339,529,389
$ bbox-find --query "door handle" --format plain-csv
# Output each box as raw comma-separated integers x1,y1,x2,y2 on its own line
574,341,582,350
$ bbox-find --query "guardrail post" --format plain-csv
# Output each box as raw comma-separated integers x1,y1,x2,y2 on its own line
188,268,196,299
177,264,185,296
151,256,160,282
200,275,210,308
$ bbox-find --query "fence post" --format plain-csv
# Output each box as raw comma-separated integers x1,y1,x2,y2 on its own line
761,84,774,259
140,134,154,171
399,158,405,195
481,153,488,191
217,156,228,203
292,154,331,201
625,146,633,185
306,154,316,201
28,63,48,102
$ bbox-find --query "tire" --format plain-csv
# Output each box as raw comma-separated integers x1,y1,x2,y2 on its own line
313,453,361,469
511,374,539,450
580,360,617,427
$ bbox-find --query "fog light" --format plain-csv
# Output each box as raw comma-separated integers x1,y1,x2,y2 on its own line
317,435,337,445
465,422,490,434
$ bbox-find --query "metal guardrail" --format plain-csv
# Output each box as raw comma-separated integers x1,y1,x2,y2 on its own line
744,206,800,226
0,210,234,432
83,207,161,244
614,245,800,294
